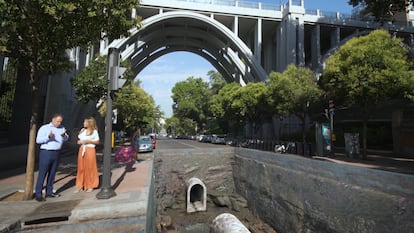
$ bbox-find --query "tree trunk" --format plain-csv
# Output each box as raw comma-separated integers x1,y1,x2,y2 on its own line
23,64,41,201
362,118,368,160
301,114,306,144
301,114,307,156
278,117,283,142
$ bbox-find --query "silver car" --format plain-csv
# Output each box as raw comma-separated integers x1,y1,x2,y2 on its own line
137,136,153,152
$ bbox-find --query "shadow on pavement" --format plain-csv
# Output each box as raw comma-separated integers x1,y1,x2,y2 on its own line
112,162,136,191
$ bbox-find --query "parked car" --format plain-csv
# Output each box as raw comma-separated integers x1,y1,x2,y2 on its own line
198,135,205,142
135,136,153,152
200,134,212,143
211,134,226,144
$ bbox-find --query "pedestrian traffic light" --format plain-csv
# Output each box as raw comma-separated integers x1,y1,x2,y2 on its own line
112,109,118,124
109,66,127,91
329,100,335,114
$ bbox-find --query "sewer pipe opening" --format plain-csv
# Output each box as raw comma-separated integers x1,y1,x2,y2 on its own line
186,177,207,213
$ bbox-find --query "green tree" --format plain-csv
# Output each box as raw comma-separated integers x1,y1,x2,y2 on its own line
171,77,211,132
321,29,414,158
71,56,136,104
178,118,197,136
232,82,272,137
210,82,243,136
70,56,107,104
0,0,140,200
114,82,156,134
147,105,164,134
164,116,196,136
270,65,322,144
268,71,294,118
208,70,226,95
348,0,412,25
165,116,179,136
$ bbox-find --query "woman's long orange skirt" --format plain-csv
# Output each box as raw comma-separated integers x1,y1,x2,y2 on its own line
76,147,99,189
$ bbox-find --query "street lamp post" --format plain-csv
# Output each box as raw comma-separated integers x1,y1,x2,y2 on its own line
329,100,335,157
96,47,119,199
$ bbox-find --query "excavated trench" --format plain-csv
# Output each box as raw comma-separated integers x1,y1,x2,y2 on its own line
153,148,277,233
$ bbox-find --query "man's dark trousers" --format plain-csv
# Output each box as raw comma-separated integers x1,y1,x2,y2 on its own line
35,149,60,198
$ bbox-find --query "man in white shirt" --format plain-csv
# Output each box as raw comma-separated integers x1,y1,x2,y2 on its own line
34,113,69,202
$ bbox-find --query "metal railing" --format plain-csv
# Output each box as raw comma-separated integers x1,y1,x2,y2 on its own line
291,0,302,6
142,0,414,28
227,138,315,157
0,58,17,131
161,0,283,11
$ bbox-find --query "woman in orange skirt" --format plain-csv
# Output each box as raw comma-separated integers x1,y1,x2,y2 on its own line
74,117,100,193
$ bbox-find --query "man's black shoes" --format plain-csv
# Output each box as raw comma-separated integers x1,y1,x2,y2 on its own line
46,193,61,198
35,196,45,202
35,193,61,201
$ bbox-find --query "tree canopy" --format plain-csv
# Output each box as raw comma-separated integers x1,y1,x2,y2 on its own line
0,0,141,200
321,30,414,108
232,82,272,133
71,56,136,104
70,55,158,134
0,0,140,73
208,70,226,95
171,77,211,132
70,56,108,104
114,82,158,133
321,29,414,157
348,0,412,24
268,65,322,143
210,82,243,135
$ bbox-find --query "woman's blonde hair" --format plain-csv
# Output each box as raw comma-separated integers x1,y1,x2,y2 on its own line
85,117,97,135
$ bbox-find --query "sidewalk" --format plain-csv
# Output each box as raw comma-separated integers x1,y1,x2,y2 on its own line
313,152,414,175
0,150,154,233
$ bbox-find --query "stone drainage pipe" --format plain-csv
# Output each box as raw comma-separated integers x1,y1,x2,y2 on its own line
211,213,251,233
186,177,207,213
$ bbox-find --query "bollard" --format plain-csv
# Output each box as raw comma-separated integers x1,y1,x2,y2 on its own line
186,177,207,213
211,213,251,233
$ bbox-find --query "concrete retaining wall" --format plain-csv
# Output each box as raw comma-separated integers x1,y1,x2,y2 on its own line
233,148,414,233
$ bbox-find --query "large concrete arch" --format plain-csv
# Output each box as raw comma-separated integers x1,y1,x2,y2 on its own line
105,10,268,85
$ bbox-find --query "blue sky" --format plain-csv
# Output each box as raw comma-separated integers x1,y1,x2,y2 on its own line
139,0,354,118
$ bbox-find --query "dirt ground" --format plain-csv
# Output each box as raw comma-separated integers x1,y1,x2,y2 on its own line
153,151,277,233
0,190,25,201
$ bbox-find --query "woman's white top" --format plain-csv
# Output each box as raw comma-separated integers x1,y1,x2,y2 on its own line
78,129,99,156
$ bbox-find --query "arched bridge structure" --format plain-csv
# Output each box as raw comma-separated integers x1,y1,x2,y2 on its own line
108,11,268,85
101,0,414,84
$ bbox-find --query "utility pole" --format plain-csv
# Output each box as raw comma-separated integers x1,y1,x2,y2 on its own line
96,47,120,199
329,100,335,157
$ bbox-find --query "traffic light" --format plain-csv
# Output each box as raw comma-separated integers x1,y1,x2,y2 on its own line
328,100,335,114
112,109,118,124
109,66,127,91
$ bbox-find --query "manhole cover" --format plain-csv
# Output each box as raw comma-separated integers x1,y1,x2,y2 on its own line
22,199,81,226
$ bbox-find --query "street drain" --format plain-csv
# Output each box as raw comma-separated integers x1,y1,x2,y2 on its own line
22,199,80,227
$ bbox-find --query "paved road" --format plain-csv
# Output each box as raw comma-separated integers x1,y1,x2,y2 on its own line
155,138,227,150
154,137,414,175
